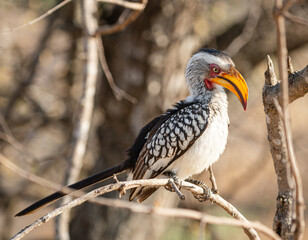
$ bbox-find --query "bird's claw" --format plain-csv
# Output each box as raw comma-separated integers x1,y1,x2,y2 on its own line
164,185,174,192
164,175,182,192
185,178,211,202
211,187,219,194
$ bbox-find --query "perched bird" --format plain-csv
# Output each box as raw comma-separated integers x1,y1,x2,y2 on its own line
16,48,248,217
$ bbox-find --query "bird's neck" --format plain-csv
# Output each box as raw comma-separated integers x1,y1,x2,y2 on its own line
207,85,228,113
187,85,227,106
185,85,228,120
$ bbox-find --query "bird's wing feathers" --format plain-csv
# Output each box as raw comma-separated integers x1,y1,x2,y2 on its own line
129,101,210,200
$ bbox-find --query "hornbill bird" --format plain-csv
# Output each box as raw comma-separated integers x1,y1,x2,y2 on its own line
16,48,248,217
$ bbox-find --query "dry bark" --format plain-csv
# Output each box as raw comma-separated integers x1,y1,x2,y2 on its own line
263,58,308,239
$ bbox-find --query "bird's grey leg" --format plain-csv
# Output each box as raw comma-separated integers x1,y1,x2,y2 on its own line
163,171,185,200
184,178,211,202
208,165,219,194
163,171,182,192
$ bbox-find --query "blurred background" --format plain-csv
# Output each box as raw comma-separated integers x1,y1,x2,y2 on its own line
0,0,308,239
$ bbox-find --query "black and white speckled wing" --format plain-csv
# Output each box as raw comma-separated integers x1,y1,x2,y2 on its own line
129,101,209,200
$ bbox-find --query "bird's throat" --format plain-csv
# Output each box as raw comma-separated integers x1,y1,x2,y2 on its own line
204,79,214,90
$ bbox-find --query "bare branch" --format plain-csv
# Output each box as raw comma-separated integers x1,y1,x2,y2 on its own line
273,98,284,120
264,59,308,240
263,64,308,104
0,151,274,240
283,11,308,26
208,165,218,193
0,113,13,136
0,0,72,34
56,0,99,239
0,153,63,192
287,56,294,74
223,0,261,57
273,0,305,238
97,0,146,10
263,57,308,239
96,36,137,103
0,152,92,207
281,0,297,13
0,131,37,164
96,0,148,35
10,178,281,240
65,0,98,188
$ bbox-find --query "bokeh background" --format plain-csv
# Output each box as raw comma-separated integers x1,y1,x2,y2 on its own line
0,0,308,239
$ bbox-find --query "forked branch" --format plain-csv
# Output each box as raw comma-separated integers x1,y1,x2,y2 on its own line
9,177,281,240
263,55,307,239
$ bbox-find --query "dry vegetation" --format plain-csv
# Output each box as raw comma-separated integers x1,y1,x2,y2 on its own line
0,0,307,240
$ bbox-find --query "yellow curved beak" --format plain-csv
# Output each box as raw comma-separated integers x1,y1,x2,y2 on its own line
210,67,248,110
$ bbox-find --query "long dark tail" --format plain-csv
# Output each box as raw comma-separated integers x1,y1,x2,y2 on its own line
15,159,132,217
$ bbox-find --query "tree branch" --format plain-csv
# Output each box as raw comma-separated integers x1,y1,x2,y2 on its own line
284,12,308,26
224,0,261,57
56,0,99,239
263,56,307,239
273,1,305,237
96,0,148,35
96,36,137,103
0,149,277,240
0,0,72,34
97,0,146,10
263,64,308,105
10,178,281,240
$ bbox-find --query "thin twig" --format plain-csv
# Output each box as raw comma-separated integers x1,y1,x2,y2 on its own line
96,36,137,103
287,56,294,74
283,11,308,26
0,151,97,215
210,193,260,240
10,178,280,240
223,0,261,57
208,165,218,193
281,0,297,12
0,132,38,164
272,98,284,120
0,113,13,136
97,0,146,10
0,153,63,192
0,0,72,34
96,0,148,35
274,0,305,239
0,114,41,163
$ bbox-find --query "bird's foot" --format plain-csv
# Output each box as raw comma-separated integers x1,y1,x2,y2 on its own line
185,178,211,202
163,171,182,192
163,171,185,200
